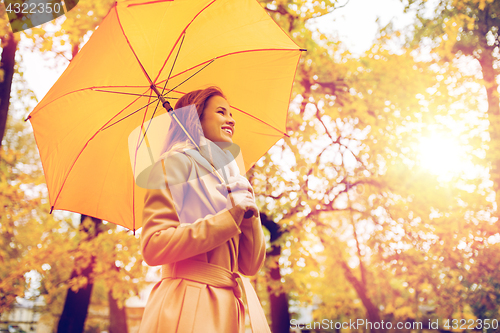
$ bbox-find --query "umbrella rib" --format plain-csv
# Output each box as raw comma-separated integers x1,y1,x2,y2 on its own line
101,97,160,131
160,58,215,97
160,32,185,95
136,94,162,154
127,0,174,7
153,0,217,84
115,5,155,87
93,88,178,98
135,32,187,151
101,84,158,132
284,51,303,140
134,93,157,164
155,49,302,138
247,131,285,137
132,92,159,233
100,90,184,133
50,93,146,215
230,105,289,137
99,88,183,132
156,48,303,85
26,85,156,120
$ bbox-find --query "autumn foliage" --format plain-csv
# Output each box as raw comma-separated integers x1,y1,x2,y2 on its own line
1,0,500,332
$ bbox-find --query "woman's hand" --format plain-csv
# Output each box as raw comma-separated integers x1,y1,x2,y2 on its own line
216,176,258,225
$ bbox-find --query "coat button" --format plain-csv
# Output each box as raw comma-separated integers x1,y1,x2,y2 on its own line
155,231,161,236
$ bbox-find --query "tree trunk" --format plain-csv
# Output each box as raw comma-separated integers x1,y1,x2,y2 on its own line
108,288,129,333
317,228,385,333
268,260,290,333
57,215,102,333
477,38,500,223
0,32,18,149
338,259,385,333
261,212,291,333
108,262,129,333
57,262,95,333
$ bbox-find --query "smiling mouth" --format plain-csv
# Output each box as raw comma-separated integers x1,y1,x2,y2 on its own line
222,128,233,135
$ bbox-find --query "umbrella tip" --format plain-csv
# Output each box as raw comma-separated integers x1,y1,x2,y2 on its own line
300,49,307,52
24,115,31,122
49,206,54,214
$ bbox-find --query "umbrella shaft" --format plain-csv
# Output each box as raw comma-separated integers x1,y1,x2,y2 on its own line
150,84,173,111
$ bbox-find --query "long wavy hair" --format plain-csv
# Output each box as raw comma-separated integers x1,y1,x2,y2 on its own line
160,86,226,155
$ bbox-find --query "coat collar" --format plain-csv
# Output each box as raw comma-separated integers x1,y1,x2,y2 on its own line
160,137,241,181
163,137,220,176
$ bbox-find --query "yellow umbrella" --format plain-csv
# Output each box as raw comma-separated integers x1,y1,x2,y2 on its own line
27,0,304,232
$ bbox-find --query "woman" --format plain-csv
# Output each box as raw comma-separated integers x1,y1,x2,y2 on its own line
138,87,270,333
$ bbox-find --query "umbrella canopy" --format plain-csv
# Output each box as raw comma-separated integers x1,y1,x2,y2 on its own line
27,0,303,231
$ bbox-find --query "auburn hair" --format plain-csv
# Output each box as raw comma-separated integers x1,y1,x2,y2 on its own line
161,86,226,154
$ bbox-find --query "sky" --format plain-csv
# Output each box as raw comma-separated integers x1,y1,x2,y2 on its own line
20,0,414,102
311,0,412,54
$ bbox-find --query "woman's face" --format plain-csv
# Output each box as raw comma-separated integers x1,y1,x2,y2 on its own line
200,95,235,146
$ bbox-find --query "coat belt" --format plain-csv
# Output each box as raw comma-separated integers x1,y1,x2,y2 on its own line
161,260,271,333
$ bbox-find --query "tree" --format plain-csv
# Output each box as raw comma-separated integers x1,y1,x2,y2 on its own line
259,212,291,333
0,61,91,332
56,215,102,333
2,3,144,333
0,101,41,313
252,1,411,331
402,0,500,326
0,28,19,148
405,0,500,215
251,1,498,332
23,2,141,332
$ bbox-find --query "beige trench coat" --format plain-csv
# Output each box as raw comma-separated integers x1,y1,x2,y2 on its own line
138,144,268,333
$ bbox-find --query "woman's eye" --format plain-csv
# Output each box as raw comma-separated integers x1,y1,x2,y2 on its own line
217,110,224,114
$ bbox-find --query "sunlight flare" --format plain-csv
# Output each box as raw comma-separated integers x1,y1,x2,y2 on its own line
418,134,465,180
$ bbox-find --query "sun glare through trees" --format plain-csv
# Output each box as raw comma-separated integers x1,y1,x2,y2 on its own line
418,134,467,180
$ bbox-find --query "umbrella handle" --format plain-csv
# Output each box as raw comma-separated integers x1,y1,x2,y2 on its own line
244,210,255,219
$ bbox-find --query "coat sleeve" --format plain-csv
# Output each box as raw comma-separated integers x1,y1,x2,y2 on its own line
237,213,266,276
141,152,242,267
